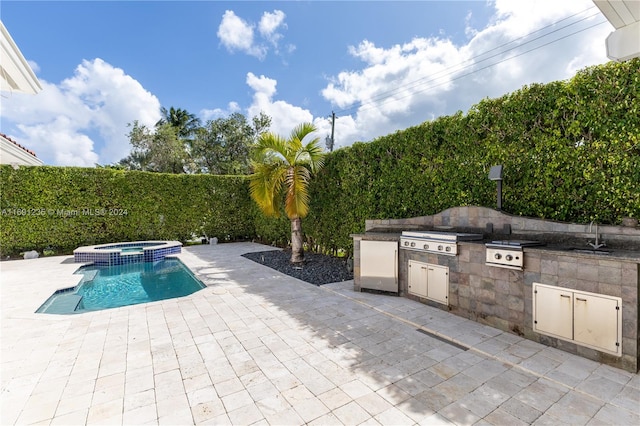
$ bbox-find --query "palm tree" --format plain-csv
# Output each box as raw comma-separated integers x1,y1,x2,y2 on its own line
156,106,201,138
249,123,325,264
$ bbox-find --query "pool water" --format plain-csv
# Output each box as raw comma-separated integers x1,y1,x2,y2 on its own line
37,258,205,314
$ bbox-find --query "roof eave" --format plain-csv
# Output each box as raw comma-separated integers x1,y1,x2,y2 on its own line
0,20,43,95
593,0,640,61
0,137,44,166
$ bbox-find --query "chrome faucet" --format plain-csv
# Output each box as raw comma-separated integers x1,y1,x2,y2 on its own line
588,221,606,249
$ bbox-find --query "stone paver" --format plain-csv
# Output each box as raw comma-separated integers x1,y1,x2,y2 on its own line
1,242,639,425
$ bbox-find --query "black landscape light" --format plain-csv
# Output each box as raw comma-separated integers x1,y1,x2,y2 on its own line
488,165,503,210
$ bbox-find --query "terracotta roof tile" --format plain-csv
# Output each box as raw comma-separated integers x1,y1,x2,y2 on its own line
0,132,38,158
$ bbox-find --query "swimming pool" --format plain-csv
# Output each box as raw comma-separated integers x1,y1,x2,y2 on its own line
36,258,205,314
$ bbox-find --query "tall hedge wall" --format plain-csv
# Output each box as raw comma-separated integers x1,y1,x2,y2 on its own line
1,59,638,257
0,167,254,256
304,59,640,253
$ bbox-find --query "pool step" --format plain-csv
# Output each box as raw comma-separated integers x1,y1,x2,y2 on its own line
82,270,98,283
44,294,83,314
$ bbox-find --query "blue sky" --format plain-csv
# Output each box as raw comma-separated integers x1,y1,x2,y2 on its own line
1,1,612,166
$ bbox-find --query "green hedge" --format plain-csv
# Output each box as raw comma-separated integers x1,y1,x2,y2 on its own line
1,59,638,257
0,167,254,256
304,59,640,254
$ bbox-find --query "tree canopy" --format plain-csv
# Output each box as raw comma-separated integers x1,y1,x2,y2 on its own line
191,112,271,175
119,121,188,173
118,107,271,175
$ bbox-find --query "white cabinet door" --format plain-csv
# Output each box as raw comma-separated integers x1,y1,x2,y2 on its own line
360,240,398,292
408,261,448,305
427,264,449,305
574,292,621,355
533,283,573,340
533,283,622,357
408,260,428,298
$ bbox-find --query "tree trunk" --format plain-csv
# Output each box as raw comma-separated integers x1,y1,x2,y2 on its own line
290,217,304,264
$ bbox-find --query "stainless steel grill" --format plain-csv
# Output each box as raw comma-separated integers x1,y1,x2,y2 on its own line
400,231,483,256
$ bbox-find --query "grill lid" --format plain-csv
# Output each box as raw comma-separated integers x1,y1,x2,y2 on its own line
401,230,483,241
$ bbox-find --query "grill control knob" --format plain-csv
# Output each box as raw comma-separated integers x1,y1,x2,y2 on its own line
410,242,415,247
404,241,409,246
494,253,502,260
423,244,429,250
505,254,513,261
445,246,451,252
438,245,443,251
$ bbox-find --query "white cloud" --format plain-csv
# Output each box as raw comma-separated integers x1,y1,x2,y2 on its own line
217,10,266,59
245,72,315,139
200,102,241,121
259,10,286,47
27,59,40,75
259,10,285,37
241,72,358,151
490,0,591,37
17,117,99,167
217,9,292,60
1,58,161,166
320,0,610,148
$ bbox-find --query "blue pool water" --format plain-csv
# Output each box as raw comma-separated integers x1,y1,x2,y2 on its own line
37,258,205,314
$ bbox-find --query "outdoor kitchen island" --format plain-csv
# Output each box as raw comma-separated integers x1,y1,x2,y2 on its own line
352,207,640,373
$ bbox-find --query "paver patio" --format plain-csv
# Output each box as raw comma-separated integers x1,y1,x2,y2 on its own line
1,242,639,425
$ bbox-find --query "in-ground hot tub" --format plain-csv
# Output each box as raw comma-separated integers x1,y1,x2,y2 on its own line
74,241,182,266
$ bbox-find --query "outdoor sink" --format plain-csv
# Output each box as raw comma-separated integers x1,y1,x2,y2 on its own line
570,248,611,255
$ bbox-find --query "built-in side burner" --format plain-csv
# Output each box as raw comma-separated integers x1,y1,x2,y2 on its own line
485,239,545,270
400,231,483,256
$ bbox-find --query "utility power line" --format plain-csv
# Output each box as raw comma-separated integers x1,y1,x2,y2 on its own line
343,10,602,113
348,20,608,116
333,6,607,117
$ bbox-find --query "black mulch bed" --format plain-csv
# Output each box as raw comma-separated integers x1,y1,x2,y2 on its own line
242,250,353,285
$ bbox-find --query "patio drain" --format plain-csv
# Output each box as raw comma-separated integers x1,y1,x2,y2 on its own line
416,328,469,351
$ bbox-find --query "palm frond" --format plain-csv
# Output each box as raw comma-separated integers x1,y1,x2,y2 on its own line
254,133,289,165
284,165,311,219
250,122,325,220
290,122,317,143
249,162,286,217
302,138,325,173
